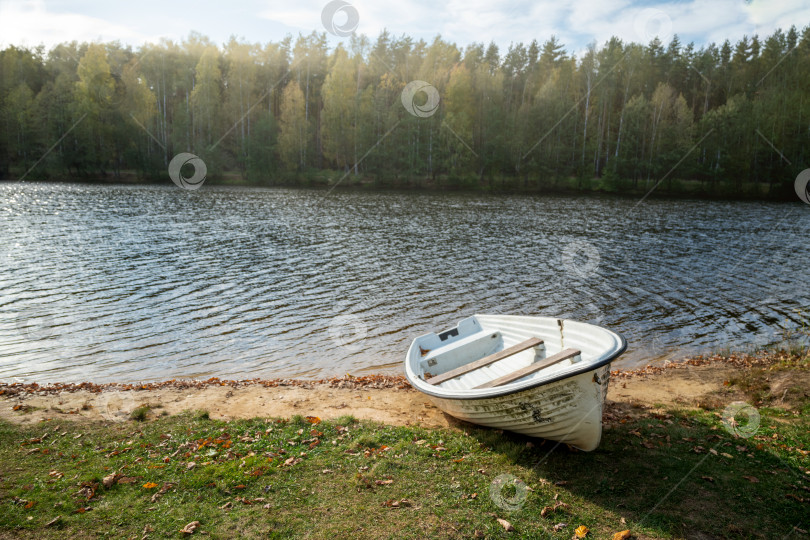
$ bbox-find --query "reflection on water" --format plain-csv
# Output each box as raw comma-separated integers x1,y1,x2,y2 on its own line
0,182,808,383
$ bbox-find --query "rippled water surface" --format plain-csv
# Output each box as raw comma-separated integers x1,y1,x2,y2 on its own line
1,182,808,383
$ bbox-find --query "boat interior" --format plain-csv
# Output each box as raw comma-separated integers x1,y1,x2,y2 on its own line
413,316,584,392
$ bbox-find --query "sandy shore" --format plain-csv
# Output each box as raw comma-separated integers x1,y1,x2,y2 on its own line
1,352,805,427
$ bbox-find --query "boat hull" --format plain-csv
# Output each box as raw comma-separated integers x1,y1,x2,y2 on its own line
425,364,611,451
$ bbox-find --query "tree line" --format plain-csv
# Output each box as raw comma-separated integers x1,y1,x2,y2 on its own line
1,27,809,197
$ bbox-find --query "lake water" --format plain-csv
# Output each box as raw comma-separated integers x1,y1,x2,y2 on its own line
1,182,808,384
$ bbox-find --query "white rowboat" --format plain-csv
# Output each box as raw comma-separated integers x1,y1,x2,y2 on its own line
404,314,627,451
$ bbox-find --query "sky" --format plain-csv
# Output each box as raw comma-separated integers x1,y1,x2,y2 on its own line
0,0,808,56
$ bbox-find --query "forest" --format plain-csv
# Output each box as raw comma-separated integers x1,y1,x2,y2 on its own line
1,26,809,197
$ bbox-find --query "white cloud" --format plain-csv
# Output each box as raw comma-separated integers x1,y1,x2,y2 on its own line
257,0,791,60
0,0,159,49
1,0,804,56
746,0,810,29
259,4,323,30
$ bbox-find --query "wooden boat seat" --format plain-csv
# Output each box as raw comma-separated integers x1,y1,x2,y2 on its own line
474,348,581,389
425,337,544,385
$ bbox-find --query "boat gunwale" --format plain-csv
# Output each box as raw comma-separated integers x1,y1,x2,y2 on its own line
404,317,627,401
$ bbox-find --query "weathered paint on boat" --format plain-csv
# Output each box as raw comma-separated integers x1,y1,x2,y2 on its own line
405,314,625,451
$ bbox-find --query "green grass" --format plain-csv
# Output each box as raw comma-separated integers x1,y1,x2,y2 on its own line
0,403,807,539
129,406,150,422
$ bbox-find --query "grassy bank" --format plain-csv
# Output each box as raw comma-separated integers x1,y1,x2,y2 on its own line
0,354,808,539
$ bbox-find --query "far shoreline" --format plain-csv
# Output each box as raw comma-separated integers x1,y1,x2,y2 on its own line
1,175,800,203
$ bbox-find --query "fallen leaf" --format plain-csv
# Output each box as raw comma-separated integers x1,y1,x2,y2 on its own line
151,483,174,503
575,525,590,538
721,452,734,459
612,530,632,540
742,475,759,483
102,474,117,488
541,500,570,518
180,521,200,535
24,501,35,509
45,516,61,527
553,523,568,532
375,479,394,485
116,476,138,484
381,498,412,508
77,483,96,501
497,518,515,532
305,416,321,424
701,476,715,483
